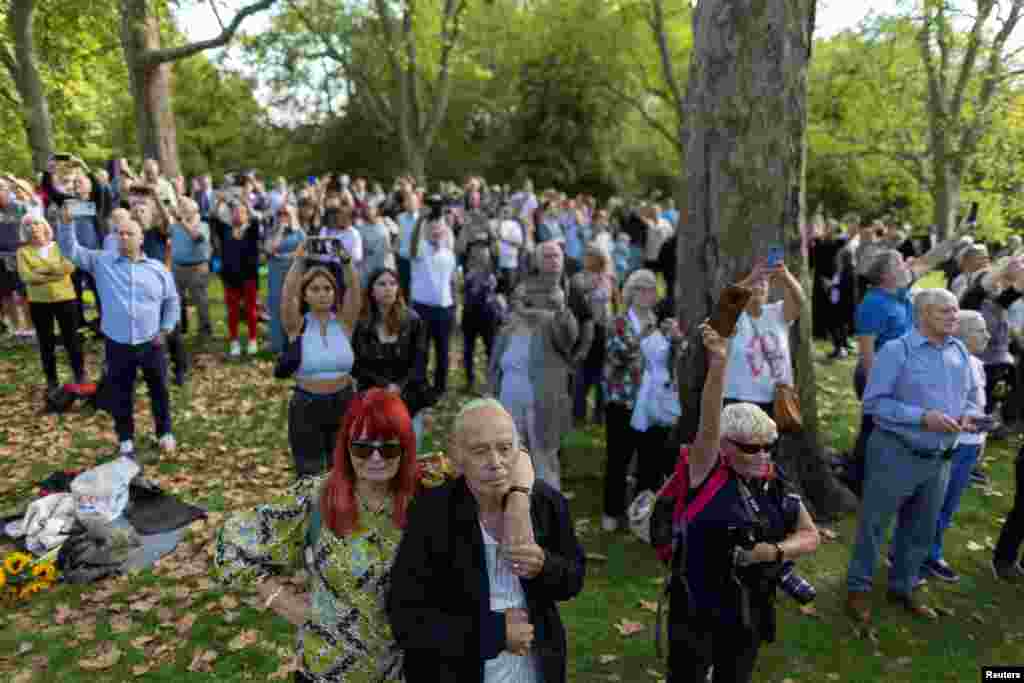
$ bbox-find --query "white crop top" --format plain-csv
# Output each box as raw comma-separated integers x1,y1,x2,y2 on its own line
295,313,354,381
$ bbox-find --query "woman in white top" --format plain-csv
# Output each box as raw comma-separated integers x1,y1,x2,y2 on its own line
723,259,806,419
278,239,362,478
496,209,525,295
409,213,457,394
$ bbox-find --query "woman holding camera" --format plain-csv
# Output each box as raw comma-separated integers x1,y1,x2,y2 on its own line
211,200,262,357
277,238,361,478
654,324,819,683
266,204,306,354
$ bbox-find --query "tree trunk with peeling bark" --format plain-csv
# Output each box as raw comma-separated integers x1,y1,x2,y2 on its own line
119,0,277,177
4,0,54,172
121,0,179,175
673,0,853,519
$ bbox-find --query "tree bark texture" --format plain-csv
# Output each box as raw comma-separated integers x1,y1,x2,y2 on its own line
121,0,181,176
4,0,54,172
673,0,852,518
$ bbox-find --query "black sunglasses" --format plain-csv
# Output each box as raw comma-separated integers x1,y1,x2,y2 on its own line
350,440,403,460
729,439,776,455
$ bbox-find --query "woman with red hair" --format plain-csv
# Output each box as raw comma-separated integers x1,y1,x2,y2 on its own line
213,388,535,683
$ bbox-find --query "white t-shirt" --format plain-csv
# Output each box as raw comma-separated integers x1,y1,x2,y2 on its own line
479,524,543,683
962,355,987,446
410,239,456,308
723,301,794,404
645,218,673,261
1008,299,1024,334
498,219,524,270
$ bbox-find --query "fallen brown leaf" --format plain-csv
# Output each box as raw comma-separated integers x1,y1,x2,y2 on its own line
614,619,645,636
79,643,122,671
639,600,659,613
228,628,260,651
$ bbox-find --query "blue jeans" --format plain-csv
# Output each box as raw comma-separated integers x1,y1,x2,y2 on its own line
413,302,454,394
847,429,951,595
930,442,982,563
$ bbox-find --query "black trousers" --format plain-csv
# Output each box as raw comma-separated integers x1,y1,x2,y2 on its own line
71,270,101,327
668,617,761,683
994,447,1024,566
28,300,85,385
462,310,495,386
413,302,455,394
604,402,639,517
288,387,353,478
635,424,675,494
105,338,171,442
983,363,1016,417
166,326,187,379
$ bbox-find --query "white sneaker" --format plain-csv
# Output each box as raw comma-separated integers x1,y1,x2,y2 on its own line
119,440,135,458
229,340,241,357
158,434,176,453
602,515,619,533
246,339,258,355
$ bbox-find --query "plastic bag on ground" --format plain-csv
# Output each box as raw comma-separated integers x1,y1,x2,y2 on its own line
71,457,141,528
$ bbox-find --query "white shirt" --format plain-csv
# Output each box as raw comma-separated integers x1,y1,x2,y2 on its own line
645,218,673,262
498,219,524,270
397,210,420,259
961,355,987,446
723,301,794,404
1009,299,1024,334
411,239,456,307
479,524,543,683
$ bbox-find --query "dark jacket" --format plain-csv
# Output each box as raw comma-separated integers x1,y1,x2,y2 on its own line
350,307,438,415
388,477,585,683
211,217,261,287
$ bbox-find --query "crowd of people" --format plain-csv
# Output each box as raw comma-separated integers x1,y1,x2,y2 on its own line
1,154,1023,683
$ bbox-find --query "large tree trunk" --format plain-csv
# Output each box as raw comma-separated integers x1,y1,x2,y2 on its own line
5,0,54,172
121,0,181,177
674,0,852,519
932,158,961,240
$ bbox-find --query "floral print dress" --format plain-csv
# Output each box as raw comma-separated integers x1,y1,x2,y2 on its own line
602,310,654,409
212,456,452,683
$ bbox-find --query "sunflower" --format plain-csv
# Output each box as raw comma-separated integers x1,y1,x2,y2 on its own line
31,562,57,584
17,580,48,600
0,567,5,589
3,552,32,576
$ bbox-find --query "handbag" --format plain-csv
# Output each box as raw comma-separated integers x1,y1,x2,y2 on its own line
749,318,802,433
773,383,803,433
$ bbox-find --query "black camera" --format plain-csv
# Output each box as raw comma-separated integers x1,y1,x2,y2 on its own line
426,194,446,222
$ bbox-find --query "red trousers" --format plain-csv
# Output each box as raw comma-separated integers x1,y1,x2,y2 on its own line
225,279,259,341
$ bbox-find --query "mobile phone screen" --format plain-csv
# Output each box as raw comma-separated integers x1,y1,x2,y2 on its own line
766,246,784,267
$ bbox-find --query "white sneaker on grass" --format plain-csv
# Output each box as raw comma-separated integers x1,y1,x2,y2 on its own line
246,339,258,355
229,340,241,357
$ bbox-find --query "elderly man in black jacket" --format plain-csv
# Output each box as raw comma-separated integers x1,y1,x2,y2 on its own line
388,398,586,683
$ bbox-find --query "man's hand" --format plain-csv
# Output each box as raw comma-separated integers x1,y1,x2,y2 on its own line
509,449,535,490
504,543,545,579
923,410,961,433
505,609,534,656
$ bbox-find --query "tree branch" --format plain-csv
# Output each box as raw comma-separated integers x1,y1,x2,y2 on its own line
420,0,467,149
649,0,685,118
599,80,682,153
141,0,278,65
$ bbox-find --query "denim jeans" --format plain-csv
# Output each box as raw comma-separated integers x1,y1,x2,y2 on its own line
930,442,982,563
847,429,951,595
105,337,171,442
288,387,353,478
412,302,455,394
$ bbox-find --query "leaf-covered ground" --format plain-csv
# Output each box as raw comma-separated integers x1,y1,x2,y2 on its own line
1,281,1023,682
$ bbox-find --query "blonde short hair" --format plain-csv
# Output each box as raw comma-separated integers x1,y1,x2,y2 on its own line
721,403,778,444
622,269,657,309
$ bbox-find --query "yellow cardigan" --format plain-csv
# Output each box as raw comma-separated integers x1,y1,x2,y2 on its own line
16,244,76,303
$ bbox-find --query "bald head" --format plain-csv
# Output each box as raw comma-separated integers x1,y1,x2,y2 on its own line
451,399,521,505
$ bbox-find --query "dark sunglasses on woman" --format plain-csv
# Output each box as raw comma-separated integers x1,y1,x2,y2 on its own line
350,440,404,460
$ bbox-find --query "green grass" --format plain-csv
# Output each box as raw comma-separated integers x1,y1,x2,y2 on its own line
1,276,1023,682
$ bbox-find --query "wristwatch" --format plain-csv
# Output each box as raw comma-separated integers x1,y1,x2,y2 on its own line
502,486,531,509
773,543,785,563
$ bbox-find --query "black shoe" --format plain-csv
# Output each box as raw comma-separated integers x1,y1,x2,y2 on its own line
922,558,960,583
991,558,1024,583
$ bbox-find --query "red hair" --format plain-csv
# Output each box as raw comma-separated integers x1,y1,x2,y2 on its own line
320,389,419,537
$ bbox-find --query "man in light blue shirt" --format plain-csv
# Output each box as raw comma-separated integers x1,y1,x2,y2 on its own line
396,191,421,296
846,288,980,623
57,206,180,461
